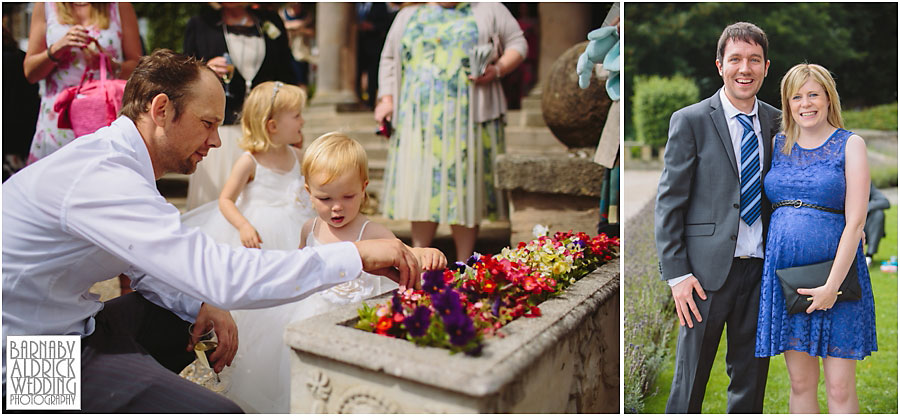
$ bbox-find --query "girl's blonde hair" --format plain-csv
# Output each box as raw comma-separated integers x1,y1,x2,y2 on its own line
238,81,307,152
779,63,844,154
56,3,111,30
302,132,369,186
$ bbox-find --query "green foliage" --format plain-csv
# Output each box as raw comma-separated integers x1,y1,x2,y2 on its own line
133,3,209,53
623,3,898,137
844,103,899,132
633,76,699,149
871,165,899,189
641,206,898,413
623,201,677,413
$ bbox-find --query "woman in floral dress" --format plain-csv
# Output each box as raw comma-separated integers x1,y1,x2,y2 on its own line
23,2,141,164
375,2,526,261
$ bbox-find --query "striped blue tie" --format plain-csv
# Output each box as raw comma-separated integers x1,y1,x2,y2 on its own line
737,113,761,226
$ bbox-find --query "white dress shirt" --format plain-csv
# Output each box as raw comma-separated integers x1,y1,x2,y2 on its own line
668,89,765,287
2,116,362,387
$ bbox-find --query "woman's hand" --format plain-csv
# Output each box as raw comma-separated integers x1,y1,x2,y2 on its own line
374,96,393,124
49,25,91,61
797,285,839,314
206,55,229,78
470,63,501,85
239,224,262,248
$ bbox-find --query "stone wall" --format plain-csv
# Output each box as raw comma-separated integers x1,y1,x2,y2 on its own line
286,259,619,413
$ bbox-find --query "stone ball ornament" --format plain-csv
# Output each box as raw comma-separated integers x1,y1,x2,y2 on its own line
541,40,613,149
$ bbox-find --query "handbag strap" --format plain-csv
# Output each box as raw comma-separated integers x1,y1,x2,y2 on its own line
74,38,112,94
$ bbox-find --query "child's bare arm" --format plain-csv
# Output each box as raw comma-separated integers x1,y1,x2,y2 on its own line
298,218,314,249
359,221,447,271
219,154,262,248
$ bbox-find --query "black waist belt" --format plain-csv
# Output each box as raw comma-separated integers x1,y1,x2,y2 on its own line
772,199,844,214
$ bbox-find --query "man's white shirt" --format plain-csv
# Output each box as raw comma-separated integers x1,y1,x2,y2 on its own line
2,116,362,387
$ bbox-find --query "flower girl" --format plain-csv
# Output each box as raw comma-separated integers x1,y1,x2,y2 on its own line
181,81,315,249
218,132,446,413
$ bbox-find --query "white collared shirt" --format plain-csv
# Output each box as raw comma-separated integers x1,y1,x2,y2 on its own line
667,90,765,287
2,117,362,387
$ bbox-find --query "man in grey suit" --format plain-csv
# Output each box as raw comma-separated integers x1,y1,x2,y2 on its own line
655,22,780,413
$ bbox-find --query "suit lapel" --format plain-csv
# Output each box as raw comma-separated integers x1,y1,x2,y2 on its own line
709,93,739,176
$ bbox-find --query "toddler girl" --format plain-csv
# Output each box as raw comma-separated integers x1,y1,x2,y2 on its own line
181,81,315,249
223,132,446,413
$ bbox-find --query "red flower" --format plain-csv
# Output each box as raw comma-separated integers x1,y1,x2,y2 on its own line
482,279,497,294
524,306,542,317
393,312,405,323
376,315,393,334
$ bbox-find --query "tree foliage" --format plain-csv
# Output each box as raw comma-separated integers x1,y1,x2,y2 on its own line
624,3,898,138
633,76,699,148
133,3,209,54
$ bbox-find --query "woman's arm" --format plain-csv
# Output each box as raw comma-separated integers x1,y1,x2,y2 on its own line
24,3,91,84
800,134,870,313
218,154,261,248
117,3,142,79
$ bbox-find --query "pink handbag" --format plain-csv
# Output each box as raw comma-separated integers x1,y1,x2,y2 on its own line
53,46,126,137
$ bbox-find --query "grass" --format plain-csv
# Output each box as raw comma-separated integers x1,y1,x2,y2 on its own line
844,103,898,132
641,205,898,413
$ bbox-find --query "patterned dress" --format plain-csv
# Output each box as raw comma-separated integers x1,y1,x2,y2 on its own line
28,3,124,164
755,129,877,359
381,3,506,228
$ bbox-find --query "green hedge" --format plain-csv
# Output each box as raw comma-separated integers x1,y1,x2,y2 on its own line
844,102,898,132
633,76,699,149
134,3,208,53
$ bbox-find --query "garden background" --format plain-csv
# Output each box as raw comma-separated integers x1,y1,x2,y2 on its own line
622,2,898,413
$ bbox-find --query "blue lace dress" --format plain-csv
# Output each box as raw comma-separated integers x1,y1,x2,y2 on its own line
755,129,877,360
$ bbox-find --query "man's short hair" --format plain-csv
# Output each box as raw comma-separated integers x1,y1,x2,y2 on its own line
716,22,768,63
120,49,217,122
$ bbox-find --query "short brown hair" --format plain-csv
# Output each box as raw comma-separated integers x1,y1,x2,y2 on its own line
120,49,217,122
716,22,768,63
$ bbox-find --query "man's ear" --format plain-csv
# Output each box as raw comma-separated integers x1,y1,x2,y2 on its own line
148,93,171,127
715,59,723,76
764,59,770,77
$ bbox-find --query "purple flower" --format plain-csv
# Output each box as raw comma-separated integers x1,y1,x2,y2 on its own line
574,239,587,248
431,289,463,317
422,269,446,294
391,291,403,314
466,253,482,267
403,306,432,337
449,261,467,272
491,296,503,317
443,312,476,346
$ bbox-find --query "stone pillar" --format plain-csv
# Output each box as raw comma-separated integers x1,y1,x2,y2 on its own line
533,3,592,96
313,2,358,107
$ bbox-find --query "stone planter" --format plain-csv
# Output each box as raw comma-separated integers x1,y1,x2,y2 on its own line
286,259,619,413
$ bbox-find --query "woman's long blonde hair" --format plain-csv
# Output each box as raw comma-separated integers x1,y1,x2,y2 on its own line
56,3,111,30
779,63,844,154
238,81,307,152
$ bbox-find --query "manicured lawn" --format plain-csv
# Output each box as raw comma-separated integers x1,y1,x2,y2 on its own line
642,206,898,413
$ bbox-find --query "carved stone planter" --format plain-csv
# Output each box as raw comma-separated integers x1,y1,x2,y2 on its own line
286,259,619,413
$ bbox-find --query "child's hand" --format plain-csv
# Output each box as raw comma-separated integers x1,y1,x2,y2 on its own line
411,247,447,271
239,224,262,249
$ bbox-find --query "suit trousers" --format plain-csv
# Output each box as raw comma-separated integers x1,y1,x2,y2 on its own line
666,258,769,413
81,293,242,413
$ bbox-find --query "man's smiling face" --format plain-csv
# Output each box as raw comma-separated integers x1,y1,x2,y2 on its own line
716,38,769,111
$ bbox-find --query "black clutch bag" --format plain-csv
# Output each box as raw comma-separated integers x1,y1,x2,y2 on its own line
776,259,861,315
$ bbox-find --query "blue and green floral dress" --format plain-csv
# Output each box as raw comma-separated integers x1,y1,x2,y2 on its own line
381,3,505,228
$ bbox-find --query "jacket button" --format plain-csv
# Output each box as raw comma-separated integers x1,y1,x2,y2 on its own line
733,203,740,209
730,235,737,241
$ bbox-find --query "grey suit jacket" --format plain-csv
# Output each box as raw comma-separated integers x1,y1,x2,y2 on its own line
655,91,780,291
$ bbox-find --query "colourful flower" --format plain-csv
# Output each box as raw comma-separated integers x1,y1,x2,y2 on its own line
422,269,446,294
432,289,463,317
404,306,432,337
443,312,476,346
375,315,393,335
391,291,403,314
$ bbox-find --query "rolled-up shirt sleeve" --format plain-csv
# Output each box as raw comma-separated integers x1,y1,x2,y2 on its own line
61,156,362,311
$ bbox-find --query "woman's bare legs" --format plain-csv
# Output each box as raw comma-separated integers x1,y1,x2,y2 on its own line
410,221,439,248
450,224,478,262
822,356,858,413
784,350,821,413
